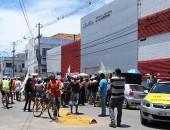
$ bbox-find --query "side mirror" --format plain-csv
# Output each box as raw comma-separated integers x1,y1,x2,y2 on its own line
144,90,148,94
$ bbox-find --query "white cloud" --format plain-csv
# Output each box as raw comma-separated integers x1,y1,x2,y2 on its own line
0,0,114,55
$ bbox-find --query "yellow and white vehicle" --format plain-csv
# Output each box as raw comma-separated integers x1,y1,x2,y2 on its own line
140,81,170,124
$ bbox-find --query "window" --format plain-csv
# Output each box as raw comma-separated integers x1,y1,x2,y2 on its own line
42,69,47,72
42,48,50,57
22,63,25,68
6,63,12,67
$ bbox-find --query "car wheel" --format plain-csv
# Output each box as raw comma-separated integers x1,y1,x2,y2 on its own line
122,98,129,109
140,112,148,125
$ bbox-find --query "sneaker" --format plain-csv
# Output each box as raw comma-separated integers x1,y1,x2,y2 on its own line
109,123,116,128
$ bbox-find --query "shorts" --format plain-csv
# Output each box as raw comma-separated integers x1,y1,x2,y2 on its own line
69,93,79,106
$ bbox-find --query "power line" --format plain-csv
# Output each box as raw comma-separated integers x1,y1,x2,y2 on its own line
19,0,34,39
42,0,100,28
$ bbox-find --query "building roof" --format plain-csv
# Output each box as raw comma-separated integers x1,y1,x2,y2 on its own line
40,36,73,45
51,33,80,41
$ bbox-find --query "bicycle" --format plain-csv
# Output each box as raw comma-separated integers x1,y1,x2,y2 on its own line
1,90,9,109
33,92,58,120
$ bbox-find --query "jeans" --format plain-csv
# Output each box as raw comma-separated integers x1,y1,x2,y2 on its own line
54,96,61,111
101,95,106,115
109,97,124,124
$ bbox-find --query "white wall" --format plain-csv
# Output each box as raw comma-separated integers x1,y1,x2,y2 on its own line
81,0,138,74
138,32,170,61
140,0,170,17
46,46,61,73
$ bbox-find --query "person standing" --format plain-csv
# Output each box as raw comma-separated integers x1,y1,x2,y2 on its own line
98,73,107,117
11,77,16,100
109,68,125,128
68,75,80,114
24,78,32,112
15,78,22,101
48,74,62,117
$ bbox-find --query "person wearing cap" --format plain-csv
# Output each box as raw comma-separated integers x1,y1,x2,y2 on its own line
68,75,80,114
98,73,108,117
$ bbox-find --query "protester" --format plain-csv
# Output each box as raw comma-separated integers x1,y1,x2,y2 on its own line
91,76,98,107
24,78,32,112
15,77,22,101
11,77,16,100
109,68,125,128
47,74,62,117
98,73,107,117
79,77,86,106
35,78,44,98
68,75,80,114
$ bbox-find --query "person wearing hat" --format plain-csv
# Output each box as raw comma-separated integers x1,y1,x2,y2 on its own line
68,75,80,114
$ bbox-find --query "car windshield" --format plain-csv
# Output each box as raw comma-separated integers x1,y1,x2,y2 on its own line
150,83,170,93
130,85,145,91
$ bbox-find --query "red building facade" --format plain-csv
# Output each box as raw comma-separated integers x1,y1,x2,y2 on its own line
61,40,80,76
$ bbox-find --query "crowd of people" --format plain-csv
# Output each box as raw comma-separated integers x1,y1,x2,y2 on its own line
0,68,127,128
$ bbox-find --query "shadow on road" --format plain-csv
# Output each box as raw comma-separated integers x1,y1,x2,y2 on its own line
2,106,13,109
119,124,131,128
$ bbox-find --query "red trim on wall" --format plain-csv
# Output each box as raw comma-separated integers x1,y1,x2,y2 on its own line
138,8,170,39
138,58,170,76
61,40,80,76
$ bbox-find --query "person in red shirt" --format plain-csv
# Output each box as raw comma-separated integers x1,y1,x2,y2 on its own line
48,73,62,117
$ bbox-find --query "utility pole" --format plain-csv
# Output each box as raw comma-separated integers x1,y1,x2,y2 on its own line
37,23,41,77
12,42,16,78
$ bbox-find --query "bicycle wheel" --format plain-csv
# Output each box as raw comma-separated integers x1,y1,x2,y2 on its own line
33,100,43,117
48,101,58,120
2,96,7,107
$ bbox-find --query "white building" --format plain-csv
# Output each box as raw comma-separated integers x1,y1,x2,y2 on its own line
46,46,61,75
81,0,139,74
0,56,25,78
80,0,170,76
25,36,72,77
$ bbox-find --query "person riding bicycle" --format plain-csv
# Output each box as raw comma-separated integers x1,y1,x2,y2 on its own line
1,76,14,104
35,78,44,98
47,73,62,117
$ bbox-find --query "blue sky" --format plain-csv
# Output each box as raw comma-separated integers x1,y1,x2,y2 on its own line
0,0,113,56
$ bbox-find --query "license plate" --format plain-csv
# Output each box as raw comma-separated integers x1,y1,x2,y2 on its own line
157,111,170,116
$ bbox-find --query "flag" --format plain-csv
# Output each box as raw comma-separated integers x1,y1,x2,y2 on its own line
100,60,106,70
66,65,70,76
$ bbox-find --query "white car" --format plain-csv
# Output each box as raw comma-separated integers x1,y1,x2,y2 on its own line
123,84,147,109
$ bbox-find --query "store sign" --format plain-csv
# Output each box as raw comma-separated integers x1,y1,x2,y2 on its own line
96,10,112,23
82,10,112,29
83,20,94,29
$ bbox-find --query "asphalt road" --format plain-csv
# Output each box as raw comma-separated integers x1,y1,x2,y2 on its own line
0,95,170,130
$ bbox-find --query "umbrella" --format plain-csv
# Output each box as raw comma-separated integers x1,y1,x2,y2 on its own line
127,69,141,74
78,73,89,77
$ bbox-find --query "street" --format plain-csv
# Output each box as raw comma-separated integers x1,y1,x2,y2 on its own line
0,95,170,130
